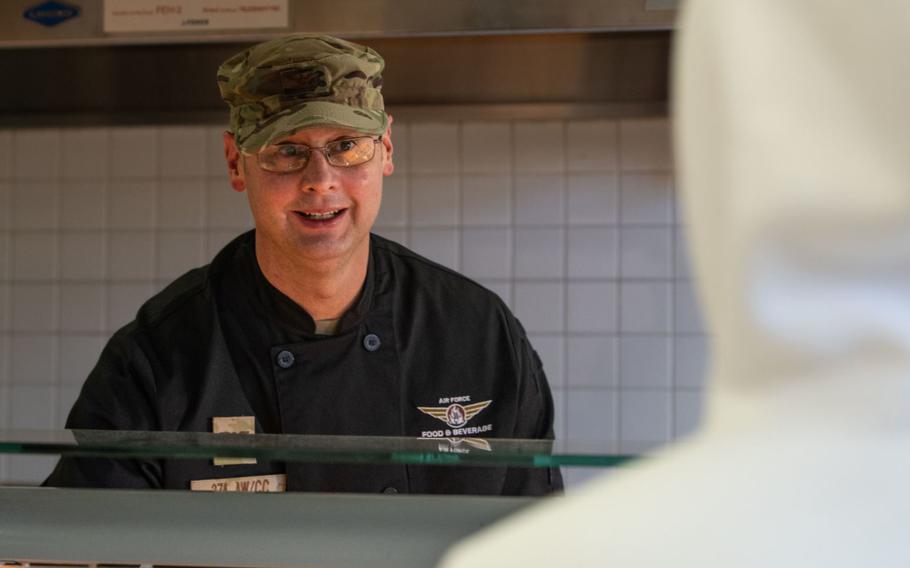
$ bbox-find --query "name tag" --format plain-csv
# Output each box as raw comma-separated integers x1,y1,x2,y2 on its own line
213,415,257,466
191,473,287,493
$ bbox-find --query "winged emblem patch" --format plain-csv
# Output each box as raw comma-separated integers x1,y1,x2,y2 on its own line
418,400,492,428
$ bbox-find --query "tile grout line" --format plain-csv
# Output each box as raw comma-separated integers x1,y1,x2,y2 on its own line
560,119,570,444
508,122,517,314
51,128,62,417
404,123,413,248
99,129,111,339
1,130,16,447
103,128,115,339
455,122,463,273
616,119,624,453
152,128,162,290
203,126,215,259
669,137,680,439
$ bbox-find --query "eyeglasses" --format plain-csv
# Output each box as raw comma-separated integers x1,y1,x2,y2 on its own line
248,135,382,173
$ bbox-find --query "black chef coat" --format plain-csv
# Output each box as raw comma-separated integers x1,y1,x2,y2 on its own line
45,231,563,495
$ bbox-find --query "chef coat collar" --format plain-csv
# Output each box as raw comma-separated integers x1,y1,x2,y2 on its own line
246,231,376,338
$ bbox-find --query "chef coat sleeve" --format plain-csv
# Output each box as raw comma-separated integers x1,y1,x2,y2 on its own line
43,326,163,488
501,325,564,495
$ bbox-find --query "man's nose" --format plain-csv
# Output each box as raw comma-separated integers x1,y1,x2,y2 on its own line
297,150,337,192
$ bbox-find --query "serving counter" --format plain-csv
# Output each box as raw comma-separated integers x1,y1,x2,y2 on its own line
0,431,631,567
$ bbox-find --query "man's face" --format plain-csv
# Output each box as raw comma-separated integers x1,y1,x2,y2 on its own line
224,124,394,267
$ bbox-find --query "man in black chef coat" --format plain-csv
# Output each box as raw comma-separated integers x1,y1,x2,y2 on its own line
45,34,563,495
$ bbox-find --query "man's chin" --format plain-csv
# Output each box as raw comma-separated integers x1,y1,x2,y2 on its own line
288,233,365,263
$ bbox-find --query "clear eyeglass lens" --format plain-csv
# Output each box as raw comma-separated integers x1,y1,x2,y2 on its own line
325,137,376,167
257,136,378,172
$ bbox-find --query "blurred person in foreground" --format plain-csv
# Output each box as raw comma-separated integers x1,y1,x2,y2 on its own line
440,0,910,565
45,34,562,495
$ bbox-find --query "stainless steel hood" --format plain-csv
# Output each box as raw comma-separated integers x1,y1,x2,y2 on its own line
0,0,676,126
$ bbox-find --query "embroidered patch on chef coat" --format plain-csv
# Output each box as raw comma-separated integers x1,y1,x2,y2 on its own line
213,415,257,466
191,473,287,493
418,396,493,438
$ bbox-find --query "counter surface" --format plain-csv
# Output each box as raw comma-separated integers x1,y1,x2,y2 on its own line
0,486,541,567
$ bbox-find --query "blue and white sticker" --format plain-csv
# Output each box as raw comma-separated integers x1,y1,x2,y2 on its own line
23,1,81,27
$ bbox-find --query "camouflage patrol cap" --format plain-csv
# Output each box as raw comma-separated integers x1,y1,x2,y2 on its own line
217,34,388,152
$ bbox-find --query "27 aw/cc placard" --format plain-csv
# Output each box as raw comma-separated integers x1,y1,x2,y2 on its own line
103,0,288,33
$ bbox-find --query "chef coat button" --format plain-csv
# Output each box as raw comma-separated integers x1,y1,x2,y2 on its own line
382,486,399,495
363,333,381,352
276,350,295,369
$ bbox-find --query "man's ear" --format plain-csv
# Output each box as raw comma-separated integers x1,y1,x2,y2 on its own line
381,115,395,177
223,131,246,192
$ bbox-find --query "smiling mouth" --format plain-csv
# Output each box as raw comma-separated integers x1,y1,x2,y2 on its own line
295,209,346,220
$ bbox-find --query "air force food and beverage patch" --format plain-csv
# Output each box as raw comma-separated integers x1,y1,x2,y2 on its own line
418,396,493,438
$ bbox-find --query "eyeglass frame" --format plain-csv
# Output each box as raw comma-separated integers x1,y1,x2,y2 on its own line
242,135,384,173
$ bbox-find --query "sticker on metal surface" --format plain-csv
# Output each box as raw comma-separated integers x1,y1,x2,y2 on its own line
23,1,81,27
191,473,287,493
213,415,257,466
103,0,289,33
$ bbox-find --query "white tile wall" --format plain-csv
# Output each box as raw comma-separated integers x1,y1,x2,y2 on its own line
62,128,109,180
13,233,57,280
567,389,618,450
375,176,407,227
567,120,619,172
515,174,564,225
59,284,105,333
0,236,8,282
110,128,158,178
567,335,619,389
0,182,10,230
514,228,564,279
620,335,672,388
60,181,107,230
461,175,511,226
568,227,619,279
13,181,58,230
461,228,512,279
620,119,673,170
620,282,671,333
619,390,672,452
409,123,459,174
157,231,205,280
60,233,106,279
515,282,564,333
408,228,458,270
514,122,564,173
15,130,61,180
621,173,674,224
568,174,619,224
620,227,673,278
568,282,619,333
461,122,511,174
109,181,157,229
0,132,12,179
0,119,710,487
159,179,205,229
410,175,459,226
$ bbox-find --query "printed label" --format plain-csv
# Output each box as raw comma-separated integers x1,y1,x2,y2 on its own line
191,473,287,492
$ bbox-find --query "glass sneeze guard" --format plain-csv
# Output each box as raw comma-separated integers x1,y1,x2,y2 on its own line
0,429,635,468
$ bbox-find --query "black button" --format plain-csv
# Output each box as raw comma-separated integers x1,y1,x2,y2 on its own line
382,486,399,495
363,333,381,352
276,350,295,369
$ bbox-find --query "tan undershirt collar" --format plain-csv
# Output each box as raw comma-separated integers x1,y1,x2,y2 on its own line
314,318,341,336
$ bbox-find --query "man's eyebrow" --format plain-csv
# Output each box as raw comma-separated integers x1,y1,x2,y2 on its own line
274,134,362,145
